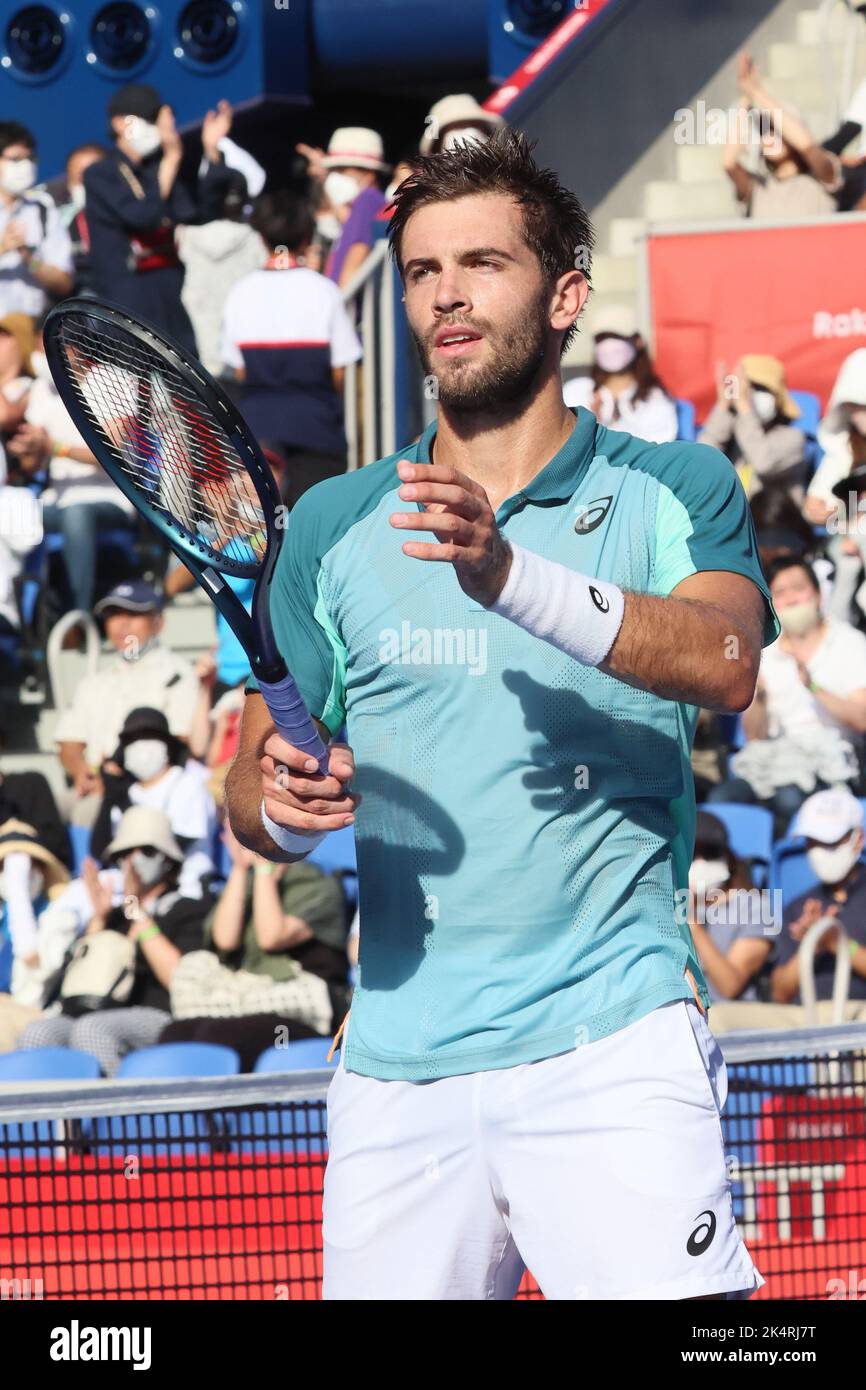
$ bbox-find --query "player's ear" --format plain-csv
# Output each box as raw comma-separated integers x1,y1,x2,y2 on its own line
550,268,588,335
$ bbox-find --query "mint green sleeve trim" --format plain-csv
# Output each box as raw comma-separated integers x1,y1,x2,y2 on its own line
313,566,348,737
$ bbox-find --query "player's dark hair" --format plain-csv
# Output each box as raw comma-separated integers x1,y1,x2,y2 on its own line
0,122,35,157
250,191,315,253
387,127,594,354
763,554,821,593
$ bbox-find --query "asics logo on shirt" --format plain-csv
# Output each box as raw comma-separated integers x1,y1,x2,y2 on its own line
687,1209,717,1256
574,496,613,535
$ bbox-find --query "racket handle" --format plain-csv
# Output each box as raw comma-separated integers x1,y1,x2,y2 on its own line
258,672,330,775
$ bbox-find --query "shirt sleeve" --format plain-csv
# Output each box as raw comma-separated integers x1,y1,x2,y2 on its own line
652,441,780,644
245,484,349,737
328,289,362,369
38,203,73,274
164,663,200,738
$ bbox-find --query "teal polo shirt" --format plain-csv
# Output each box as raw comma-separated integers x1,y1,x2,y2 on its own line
251,408,778,1080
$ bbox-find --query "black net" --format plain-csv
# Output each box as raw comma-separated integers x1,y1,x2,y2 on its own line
2,1047,865,1300
48,309,268,575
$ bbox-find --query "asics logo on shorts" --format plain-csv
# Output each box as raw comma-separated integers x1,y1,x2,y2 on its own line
687,1209,717,1256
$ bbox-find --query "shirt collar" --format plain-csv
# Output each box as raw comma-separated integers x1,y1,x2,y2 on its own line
413,406,598,505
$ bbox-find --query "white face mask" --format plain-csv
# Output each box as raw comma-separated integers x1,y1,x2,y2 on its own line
316,212,342,241
595,337,638,373
0,157,36,196
124,738,169,783
778,599,820,637
0,867,44,901
688,858,730,895
123,116,162,160
807,833,860,885
129,848,171,887
751,388,778,425
323,171,360,209
30,350,52,383
69,183,86,212
441,126,489,151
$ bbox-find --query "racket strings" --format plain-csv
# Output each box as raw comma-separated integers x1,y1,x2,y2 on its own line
53,315,269,570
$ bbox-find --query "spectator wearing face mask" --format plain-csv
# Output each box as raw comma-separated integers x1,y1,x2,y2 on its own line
320,128,390,291
419,94,505,157
707,557,866,826
698,356,807,503
770,789,866,1009
91,707,217,898
220,191,361,506
6,317,135,612
17,806,210,1075
686,812,771,1004
804,350,866,623
0,821,70,1037
48,143,110,298
83,85,236,355
724,53,843,219
0,122,73,319
55,582,199,827
563,305,678,444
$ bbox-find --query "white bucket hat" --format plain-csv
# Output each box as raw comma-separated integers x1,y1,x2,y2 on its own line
322,127,390,174
420,94,505,154
106,805,184,864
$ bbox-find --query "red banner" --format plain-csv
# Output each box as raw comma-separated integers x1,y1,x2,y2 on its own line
647,217,866,424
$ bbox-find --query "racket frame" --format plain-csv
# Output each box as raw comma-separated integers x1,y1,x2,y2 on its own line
43,297,288,685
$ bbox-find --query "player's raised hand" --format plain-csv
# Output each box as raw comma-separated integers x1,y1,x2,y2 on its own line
260,736,357,836
390,459,512,606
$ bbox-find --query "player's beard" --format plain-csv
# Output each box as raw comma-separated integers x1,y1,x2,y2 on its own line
415,289,550,413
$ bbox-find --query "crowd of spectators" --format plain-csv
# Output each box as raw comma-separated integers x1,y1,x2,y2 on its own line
0,43,865,1067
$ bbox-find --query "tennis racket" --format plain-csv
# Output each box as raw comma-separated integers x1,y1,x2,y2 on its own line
43,297,329,774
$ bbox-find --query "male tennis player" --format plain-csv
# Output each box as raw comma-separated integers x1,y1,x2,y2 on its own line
227,130,775,1300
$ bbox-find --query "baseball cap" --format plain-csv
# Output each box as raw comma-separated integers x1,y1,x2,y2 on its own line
107,83,163,123
794,788,863,844
93,581,163,618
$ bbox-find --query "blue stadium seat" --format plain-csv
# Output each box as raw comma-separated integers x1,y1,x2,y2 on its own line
308,825,358,909
115,1043,240,1079
788,389,823,476
254,1038,337,1072
769,837,820,910
68,823,92,873
0,1047,101,1082
703,804,773,869
674,398,696,442
0,1048,101,1158
94,1045,240,1157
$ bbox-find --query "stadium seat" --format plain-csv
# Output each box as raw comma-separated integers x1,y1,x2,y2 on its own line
254,1038,337,1071
68,823,92,874
703,804,773,869
115,1042,241,1079
674,398,696,442
788,390,823,476
308,824,359,911
769,837,820,910
0,1047,101,1082
0,1048,101,1158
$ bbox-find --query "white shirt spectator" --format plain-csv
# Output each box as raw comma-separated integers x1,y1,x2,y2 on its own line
761,617,866,744
26,362,135,511
563,376,678,444
55,644,199,767
0,195,73,318
126,761,216,898
0,472,42,629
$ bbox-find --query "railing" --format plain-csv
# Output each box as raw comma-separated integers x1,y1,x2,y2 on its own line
340,238,396,470
2,1025,866,1300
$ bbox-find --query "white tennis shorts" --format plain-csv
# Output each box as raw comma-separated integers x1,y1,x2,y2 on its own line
322,999,764,1300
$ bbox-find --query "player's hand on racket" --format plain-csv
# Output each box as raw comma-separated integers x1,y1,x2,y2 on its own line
390,459,512,606
260,735,358,835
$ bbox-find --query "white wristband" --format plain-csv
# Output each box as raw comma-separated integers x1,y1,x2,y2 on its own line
260,800,328,856
490,542,625,667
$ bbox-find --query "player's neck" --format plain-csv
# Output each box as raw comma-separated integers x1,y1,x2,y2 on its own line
431,380,575,512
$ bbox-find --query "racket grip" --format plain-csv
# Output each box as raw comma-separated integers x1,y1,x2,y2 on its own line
258,672,330,775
